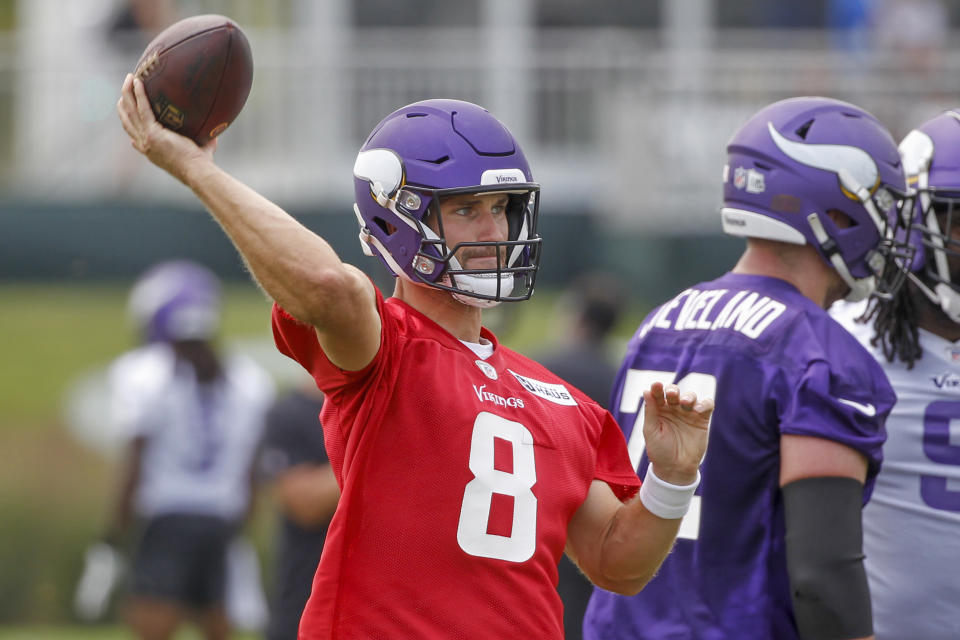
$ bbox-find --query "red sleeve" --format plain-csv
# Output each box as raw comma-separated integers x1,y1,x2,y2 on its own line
271,304,326,378
270,287,387,392
593,410,641,502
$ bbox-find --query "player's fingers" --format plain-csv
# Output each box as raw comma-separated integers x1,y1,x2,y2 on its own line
118,74,136,118
121,81,149,140
117,95,144,145
679,391,697,410
647,381,666,408
131,77,156,124
694,397,715,416
664,384,681,406
642,389,656,414
117,103,138,142
120,72,133,96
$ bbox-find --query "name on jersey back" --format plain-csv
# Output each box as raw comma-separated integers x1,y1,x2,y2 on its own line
638,288,786,341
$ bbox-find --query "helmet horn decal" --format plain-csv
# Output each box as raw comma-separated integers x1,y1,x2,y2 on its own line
353,149,404,204
768,122,879,197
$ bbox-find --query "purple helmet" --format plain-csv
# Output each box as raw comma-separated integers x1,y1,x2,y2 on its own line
352,99,541,307
127,260,221,343
721,97,914,302
899,109,960,322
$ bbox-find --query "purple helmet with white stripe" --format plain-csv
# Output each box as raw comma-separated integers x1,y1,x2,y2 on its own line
721,97,914,302
127,260,221,343
352,99,541,307
899,108,960,322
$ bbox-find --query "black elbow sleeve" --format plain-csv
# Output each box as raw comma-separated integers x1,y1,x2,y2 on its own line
782,476,873,640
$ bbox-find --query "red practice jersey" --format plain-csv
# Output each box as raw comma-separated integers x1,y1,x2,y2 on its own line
272,289,640,639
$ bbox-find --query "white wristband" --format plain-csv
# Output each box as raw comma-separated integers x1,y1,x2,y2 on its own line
639,465,701,520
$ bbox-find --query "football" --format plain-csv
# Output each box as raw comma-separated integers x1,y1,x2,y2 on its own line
133,14,253,146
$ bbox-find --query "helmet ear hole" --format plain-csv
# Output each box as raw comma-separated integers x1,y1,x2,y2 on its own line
826,209,856,230
372,217,398,235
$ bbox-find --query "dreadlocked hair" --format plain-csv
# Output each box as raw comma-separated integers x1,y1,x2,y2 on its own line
860,284,923,369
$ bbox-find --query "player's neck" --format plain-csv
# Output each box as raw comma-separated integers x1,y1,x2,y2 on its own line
394,278,484,342
733,240,837,308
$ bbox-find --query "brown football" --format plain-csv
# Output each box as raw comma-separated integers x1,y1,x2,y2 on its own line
133,14,253,145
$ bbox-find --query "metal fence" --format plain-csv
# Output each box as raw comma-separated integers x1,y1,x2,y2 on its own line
5,19,960,232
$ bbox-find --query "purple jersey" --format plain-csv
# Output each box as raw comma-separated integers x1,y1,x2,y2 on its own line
583,272,893,640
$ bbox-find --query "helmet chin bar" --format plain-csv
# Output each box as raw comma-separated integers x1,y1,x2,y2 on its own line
440,250,513,307
446,274,509,308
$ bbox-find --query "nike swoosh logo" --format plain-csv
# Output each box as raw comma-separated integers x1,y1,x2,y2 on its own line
838,398,877,417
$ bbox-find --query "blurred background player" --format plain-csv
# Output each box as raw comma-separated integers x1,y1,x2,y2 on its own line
535,271,625,409
532,272,624,640
583,97,915,640
831,108,960,640
258,378,339,640
90,260,274,640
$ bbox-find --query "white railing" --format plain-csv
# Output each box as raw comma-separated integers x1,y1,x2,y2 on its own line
5,23,960,232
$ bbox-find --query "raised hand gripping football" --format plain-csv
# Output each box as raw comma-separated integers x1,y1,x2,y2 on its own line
117,73,216,183
642,381,712,485
117,14,252,182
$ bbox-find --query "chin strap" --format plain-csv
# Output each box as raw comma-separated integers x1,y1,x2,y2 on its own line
807,212,875,302
908,272,960,323
805,167,900,302
353,203,415,283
